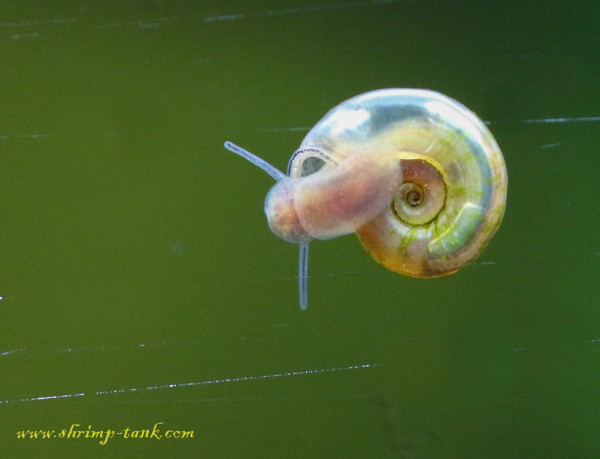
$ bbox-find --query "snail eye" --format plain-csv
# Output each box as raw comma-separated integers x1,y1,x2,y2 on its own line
300,156,326,176
288,148,336,178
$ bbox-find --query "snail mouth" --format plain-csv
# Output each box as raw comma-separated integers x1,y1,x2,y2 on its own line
391,159,446,226
264,180,311,244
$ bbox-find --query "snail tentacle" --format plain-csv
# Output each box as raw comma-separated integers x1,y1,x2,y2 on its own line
224,141,287,182
299,242,309,310
224,141,314,310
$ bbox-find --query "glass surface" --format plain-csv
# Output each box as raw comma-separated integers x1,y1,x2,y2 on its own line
1,1,599,457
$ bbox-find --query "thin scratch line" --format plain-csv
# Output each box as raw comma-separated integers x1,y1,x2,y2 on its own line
1,347,27,356
96,0,414,29
520,116,600,124
0,134,50,140
0,341,176,358
486,116,600,125
96,363,382,395
204,0,416,22
0,393,87,404
203,14,245,23
0,18,75,28
263,0,417,17
0,363,382,405
538,142,562,150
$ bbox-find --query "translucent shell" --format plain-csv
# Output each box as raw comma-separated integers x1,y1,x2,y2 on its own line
287,89,508,278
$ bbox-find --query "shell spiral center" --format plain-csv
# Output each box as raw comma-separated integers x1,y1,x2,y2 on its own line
392,159,446,226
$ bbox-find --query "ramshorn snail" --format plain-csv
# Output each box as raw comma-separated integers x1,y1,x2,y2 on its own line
225,89,508,309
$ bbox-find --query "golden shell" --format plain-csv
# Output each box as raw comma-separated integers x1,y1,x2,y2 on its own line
287,89,508,277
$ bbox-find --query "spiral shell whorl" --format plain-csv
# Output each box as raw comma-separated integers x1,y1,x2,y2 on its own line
288,89,507,277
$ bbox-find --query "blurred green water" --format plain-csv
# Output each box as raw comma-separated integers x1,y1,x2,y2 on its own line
1,1,599,457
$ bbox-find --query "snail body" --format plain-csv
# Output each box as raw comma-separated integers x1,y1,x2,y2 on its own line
225,89,507,309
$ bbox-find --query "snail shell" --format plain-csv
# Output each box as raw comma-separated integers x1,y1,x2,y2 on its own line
225,88,507,308
285,89,507,278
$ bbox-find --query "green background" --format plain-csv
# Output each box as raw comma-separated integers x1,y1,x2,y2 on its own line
1,1,599,457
